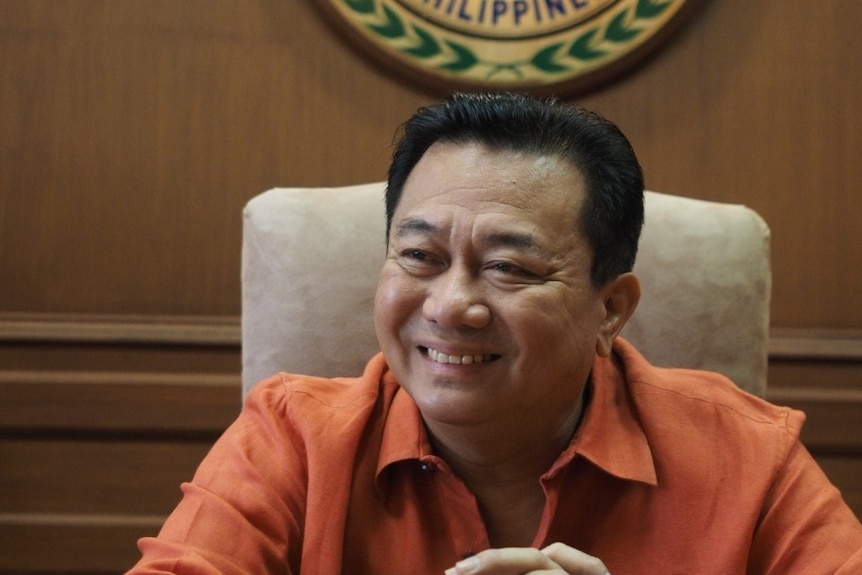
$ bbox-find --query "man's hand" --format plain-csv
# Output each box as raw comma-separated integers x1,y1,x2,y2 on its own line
444,543,610,575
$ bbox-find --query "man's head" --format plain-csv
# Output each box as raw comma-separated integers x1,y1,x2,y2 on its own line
386,92,645,287
374,93,643,439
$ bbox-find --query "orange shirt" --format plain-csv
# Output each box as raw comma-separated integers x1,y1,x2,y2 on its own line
127,339,862,574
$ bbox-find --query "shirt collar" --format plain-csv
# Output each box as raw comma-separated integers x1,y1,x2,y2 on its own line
556,338,658,486
374,338,657,491
375,369,438,494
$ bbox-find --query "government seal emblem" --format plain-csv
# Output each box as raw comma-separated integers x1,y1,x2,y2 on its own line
316,0,697,94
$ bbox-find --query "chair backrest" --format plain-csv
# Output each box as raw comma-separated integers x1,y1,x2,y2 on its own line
242,184,771,399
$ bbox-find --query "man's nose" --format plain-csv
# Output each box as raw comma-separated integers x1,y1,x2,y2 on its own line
422,266,491,329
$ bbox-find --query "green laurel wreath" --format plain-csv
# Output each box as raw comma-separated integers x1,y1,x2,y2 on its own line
341,0,676,80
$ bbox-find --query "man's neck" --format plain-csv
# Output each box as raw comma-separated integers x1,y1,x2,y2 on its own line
423,395,584,547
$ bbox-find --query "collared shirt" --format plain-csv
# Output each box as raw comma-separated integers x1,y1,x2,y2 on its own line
127,339,862,574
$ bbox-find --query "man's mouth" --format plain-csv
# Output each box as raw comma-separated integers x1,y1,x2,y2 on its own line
420,346,500,365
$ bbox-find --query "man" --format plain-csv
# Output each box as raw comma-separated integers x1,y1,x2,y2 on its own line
127,93,862,574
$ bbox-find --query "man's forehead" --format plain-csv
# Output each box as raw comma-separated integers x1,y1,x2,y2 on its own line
402,143,585,201
392,142,585,233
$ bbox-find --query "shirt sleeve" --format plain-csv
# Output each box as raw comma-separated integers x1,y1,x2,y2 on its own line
124,377,306,575
747,431,862,574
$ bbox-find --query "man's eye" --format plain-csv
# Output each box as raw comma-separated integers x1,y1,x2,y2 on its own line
399,249,444,268
402,249,429,261
397,249,445,276
490,262,536,278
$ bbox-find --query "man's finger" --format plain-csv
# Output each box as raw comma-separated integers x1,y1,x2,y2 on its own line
444,547,560,575
541,542,610,575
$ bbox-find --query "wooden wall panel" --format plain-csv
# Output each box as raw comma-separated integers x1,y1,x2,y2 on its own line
2,0,861,327
0,439,210,515
2,328,860,573
0,356,239,574
0,372,240,433
0,0,427,317
573,1,862,329
819,457,862,521
0,522,159,574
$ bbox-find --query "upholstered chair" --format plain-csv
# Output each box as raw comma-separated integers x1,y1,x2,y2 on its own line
241,184,770,399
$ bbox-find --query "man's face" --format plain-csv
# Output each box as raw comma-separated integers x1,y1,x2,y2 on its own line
374,142,612,432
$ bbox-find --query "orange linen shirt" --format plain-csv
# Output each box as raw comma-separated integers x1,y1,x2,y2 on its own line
127,339,862,574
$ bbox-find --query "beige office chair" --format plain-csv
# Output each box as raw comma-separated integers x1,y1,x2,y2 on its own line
241,183,771,399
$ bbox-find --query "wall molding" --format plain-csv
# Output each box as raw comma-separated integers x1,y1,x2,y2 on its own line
0,312,240,346
765,387,862,449
3,314,862,360
0,369,240,435
769,327,862,360
0,512,164,528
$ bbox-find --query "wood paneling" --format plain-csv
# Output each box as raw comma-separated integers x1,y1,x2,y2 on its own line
0,439,213,515
819,457,862,520
2,0,861,327
0,349,239,574
0,0,426,317
0,313,241,345
0,520,160,573
1,322,860,573
768,387,862,452
0,371,239,434
575,1,862,329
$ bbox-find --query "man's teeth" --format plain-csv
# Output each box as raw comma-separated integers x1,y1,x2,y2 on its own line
427,347,491,365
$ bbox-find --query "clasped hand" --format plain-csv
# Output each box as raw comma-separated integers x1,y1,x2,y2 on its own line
444,543,609,575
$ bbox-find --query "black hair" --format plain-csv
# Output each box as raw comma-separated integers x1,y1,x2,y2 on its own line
386,92,644,287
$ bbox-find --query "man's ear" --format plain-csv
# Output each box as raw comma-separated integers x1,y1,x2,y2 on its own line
596,272,641,357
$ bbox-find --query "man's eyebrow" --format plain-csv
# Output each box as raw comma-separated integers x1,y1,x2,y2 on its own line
483,231,550,256
394,217,438,237
395,219,551,255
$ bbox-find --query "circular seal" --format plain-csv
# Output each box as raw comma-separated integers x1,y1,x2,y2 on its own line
316,0,697,94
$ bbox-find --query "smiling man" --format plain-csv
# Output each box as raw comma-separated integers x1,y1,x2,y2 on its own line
126,93,862,575
374,140,638,556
